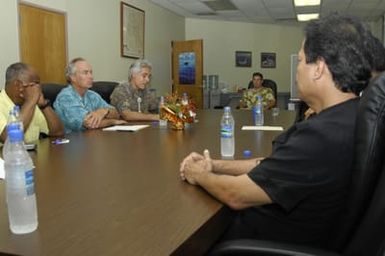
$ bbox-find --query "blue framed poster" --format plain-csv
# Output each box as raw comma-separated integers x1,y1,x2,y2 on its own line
178,52,196,84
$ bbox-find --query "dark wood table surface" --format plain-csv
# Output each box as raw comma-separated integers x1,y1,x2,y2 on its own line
0,109,295,256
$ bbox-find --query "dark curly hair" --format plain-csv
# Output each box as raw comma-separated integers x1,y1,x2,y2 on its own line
304,13,372,95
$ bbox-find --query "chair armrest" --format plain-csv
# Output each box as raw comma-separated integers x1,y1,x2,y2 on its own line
208,239,340,256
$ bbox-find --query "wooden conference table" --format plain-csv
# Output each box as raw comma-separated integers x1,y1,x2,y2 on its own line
0,109,295,256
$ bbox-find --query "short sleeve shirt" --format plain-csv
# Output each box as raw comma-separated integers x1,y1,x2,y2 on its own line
110,82,158,113
0,89,49,143
241,87,275,109
244,98,359,246
53,85,112,134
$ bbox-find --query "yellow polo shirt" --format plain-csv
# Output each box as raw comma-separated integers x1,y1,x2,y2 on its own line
0,90,49,143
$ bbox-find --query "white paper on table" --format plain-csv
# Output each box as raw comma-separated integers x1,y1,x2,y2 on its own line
0,157,4,179
242,126,284,131
102,125,149,132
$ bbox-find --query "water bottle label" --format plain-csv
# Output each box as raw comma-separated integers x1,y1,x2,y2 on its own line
221,125,233,138
25,170,35,196
253,106,261,114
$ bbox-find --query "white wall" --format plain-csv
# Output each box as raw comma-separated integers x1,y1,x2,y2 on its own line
186,18,304,92
0,1,21,88
0,0,185,96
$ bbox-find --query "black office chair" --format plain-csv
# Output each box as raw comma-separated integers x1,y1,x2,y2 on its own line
209,72,385,256
90,81,119,104
262,79,277,104
41,83,66,104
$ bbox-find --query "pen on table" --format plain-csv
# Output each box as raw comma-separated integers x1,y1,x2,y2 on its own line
52,138,70,145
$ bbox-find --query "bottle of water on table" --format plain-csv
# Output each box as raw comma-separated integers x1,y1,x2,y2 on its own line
159,96,167,127
253,95,264,126
220,106,235,157
3,105,23,160
4,128,38,234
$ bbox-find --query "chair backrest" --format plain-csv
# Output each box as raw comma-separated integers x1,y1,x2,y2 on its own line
330,72,385,254
90,81,118,104
41,83,66,104
262,79,277,103
247,80,253,89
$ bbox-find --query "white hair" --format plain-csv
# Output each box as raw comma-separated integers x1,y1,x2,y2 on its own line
128,59,152,80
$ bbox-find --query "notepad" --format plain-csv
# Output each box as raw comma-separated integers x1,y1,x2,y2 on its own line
102,125,149,132
242,126,284,131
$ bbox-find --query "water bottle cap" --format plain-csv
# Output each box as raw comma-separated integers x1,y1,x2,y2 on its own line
224,106,231,112
243,150,252,158
8,129,23,142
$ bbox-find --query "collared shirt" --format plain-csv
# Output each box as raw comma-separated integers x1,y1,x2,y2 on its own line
110,82,158,113
53,85,112,134
241,87,275,109
0,89,49,143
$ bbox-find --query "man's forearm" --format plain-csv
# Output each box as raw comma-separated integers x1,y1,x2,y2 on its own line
106,108,120,119
212,158,262,176
42,106,64,137
19,101,38,131
121,110,159,121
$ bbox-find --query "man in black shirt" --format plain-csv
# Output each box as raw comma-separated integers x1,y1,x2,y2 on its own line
179,14,373,249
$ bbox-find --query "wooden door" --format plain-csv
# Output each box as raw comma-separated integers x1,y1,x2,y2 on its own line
172,39,203,108
19,3,67,84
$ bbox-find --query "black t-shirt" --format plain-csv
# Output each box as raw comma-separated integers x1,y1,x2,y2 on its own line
242,98,359,247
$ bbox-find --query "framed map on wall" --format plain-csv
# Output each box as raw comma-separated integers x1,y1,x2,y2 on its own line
120,2,145,59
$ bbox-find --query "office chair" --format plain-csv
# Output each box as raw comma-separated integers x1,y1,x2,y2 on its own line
90,81,119,104
209,72,385,256
41,83,66,104
262,79,277,104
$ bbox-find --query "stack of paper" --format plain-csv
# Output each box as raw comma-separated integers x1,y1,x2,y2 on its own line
242,126,284,131
102,125,149,132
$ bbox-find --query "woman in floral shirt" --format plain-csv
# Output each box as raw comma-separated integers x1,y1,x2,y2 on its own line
240,72,276,109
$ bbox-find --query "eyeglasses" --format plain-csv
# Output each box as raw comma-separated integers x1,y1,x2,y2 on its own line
18,80,40,86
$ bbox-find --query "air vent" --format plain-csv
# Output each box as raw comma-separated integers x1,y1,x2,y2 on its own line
202,0,238,11
196,12,217,16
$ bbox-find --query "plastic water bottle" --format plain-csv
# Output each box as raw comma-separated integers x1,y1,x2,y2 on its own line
159,96,167,127
4,128,38,234
220,106,235,157
181,92,189,106
3,106,24,160
253,95,264,126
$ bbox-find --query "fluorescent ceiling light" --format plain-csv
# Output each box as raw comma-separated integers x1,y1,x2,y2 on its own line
294,0,321,7
297,13,319,21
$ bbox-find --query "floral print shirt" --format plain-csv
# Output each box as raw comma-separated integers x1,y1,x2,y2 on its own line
240,87,275,109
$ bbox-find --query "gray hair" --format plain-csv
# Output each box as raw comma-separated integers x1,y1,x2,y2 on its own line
65,57,86,83
128,59,152,81
5,62,30,86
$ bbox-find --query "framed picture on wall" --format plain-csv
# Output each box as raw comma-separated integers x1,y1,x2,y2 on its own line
261,52,276,68
120,2,145,59
235,51,252,67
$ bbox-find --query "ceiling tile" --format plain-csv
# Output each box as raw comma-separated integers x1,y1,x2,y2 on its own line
149,0,385,24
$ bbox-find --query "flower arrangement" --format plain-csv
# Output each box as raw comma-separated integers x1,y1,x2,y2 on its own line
160,92,197,130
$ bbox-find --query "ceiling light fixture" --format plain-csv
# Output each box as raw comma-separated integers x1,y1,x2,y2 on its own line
294,0,321,7
297,13,319,21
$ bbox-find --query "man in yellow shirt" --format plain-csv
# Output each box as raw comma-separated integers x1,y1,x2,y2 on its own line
0,62,64,143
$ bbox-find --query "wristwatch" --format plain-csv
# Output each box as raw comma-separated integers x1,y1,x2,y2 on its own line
39,99,51,110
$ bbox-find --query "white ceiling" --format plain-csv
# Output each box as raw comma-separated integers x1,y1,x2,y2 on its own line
149,0,385,24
